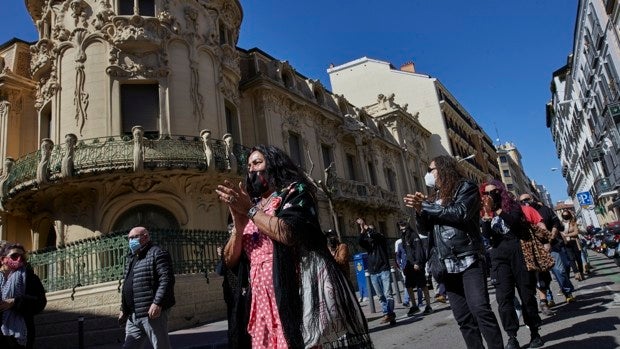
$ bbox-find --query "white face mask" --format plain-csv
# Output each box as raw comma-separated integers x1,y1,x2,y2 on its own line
424,171,436,188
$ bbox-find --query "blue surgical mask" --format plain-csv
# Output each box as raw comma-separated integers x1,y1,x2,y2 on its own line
129,238,141,253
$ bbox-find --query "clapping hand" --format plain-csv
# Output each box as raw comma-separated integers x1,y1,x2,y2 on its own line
403,192,427,212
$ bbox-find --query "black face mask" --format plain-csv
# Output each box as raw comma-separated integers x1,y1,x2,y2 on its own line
489,190,502,210
247,171,270,198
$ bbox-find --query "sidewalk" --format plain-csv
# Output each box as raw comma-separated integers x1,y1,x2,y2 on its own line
97,251,620,348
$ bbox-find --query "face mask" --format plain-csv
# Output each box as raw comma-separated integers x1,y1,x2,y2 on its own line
4,257,23,271
129,238,141,253
424,171,436,188
248,171,270,198
489,190,502,210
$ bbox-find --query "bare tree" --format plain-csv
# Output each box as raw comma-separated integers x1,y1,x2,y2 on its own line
305,150,340,239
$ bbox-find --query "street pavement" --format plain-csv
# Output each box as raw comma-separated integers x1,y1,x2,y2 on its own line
98,252,620,348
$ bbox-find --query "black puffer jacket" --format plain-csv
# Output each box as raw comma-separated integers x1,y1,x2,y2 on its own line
121,242,175,318
416,180,484,260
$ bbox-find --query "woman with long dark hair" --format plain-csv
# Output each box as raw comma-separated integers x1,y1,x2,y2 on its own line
560,210,585,281
480,179,546,349
405,155,503,349
216,145,372,348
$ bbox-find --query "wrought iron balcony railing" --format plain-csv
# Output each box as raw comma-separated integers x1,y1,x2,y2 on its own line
1,132,250,199
331,177,400,210
29,229,229,293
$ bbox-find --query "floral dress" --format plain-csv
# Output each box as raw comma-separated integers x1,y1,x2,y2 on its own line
243,183,373,349
243,193,287,348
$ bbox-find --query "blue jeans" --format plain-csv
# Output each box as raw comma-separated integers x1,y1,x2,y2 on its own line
550,250,574,295
370,270,394,315
123,310,172,349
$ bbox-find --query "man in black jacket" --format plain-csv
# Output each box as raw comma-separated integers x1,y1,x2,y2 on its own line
119,227,175,349
357,218,396,325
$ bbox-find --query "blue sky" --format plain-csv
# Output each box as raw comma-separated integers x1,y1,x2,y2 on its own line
1,1,577,203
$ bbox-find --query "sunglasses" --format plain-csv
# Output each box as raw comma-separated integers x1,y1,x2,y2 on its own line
427,167,436,173
520,198,532,203
7,253,23,261
482,189,499,196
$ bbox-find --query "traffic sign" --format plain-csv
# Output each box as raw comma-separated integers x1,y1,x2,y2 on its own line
576,191,593,206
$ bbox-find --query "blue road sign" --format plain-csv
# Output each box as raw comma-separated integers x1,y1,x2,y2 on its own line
576,191,593,206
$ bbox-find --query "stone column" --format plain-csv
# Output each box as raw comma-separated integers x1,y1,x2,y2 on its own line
223,133,237,173
0,101,10,172
132,126,144,172
61,133,77,177
36,138,54,184
200,129,215,173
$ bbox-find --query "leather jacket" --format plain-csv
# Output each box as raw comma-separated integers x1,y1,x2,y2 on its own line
416,180,484,260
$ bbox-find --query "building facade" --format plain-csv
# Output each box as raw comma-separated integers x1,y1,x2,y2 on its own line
547,0,620,227
496,142,535,198
328,57,501,184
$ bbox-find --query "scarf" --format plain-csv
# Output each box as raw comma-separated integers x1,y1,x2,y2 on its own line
1,267,28,345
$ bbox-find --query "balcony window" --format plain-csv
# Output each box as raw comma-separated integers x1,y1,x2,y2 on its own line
500,155,507,163
321,144,333,170
385,168,397,192
225,102,239,142
121,83,159,138
288,132,304,168
346,154,357,181
368,162,377,185
119,0,154,16
503,169,511,177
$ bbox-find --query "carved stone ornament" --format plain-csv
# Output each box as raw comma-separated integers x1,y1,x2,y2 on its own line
35,70,60,111
107,16,167,50
30,39,53,75
200,129,215,173
130,177,156,193
91,0,114,30
106,49,170,79
36,139,54,184
70,0,89,27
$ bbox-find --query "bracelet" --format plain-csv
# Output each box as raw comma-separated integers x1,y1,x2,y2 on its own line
247,206,260,219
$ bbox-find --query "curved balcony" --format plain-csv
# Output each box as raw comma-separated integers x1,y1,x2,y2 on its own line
331,177,401,211
1,133,249,201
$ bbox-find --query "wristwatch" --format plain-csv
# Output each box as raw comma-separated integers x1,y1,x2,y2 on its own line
247,206,260,219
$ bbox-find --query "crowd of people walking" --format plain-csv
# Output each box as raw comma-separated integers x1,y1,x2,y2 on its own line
3,144,601,349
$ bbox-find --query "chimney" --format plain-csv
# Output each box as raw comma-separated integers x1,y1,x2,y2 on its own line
400,61,415,73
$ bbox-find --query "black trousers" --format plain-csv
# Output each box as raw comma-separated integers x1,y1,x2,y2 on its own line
444,260,504,349
490,238,541,337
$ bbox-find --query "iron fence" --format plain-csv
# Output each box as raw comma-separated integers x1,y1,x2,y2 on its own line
29,229,230,293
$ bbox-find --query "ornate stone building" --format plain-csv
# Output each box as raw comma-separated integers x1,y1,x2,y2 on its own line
0,1,436,346
0,0,435,253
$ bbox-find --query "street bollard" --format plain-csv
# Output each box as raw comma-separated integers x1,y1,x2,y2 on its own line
390,267,402,304
365,271,376,313
78,316,84,349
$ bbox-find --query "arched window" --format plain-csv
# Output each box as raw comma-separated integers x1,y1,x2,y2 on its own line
112,204,179,232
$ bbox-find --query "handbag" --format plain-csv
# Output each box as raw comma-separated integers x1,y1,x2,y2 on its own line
520,224,555,272
427,247,447,282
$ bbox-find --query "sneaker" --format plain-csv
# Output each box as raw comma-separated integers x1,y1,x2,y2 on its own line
387,313,397,325
530,335,544,348
435,294,447,303
566,294,576,303
423,306,433,314
407,306,420,316
547,300,556,307
402,302,410,307
505,336,520,349
540,303,555,316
